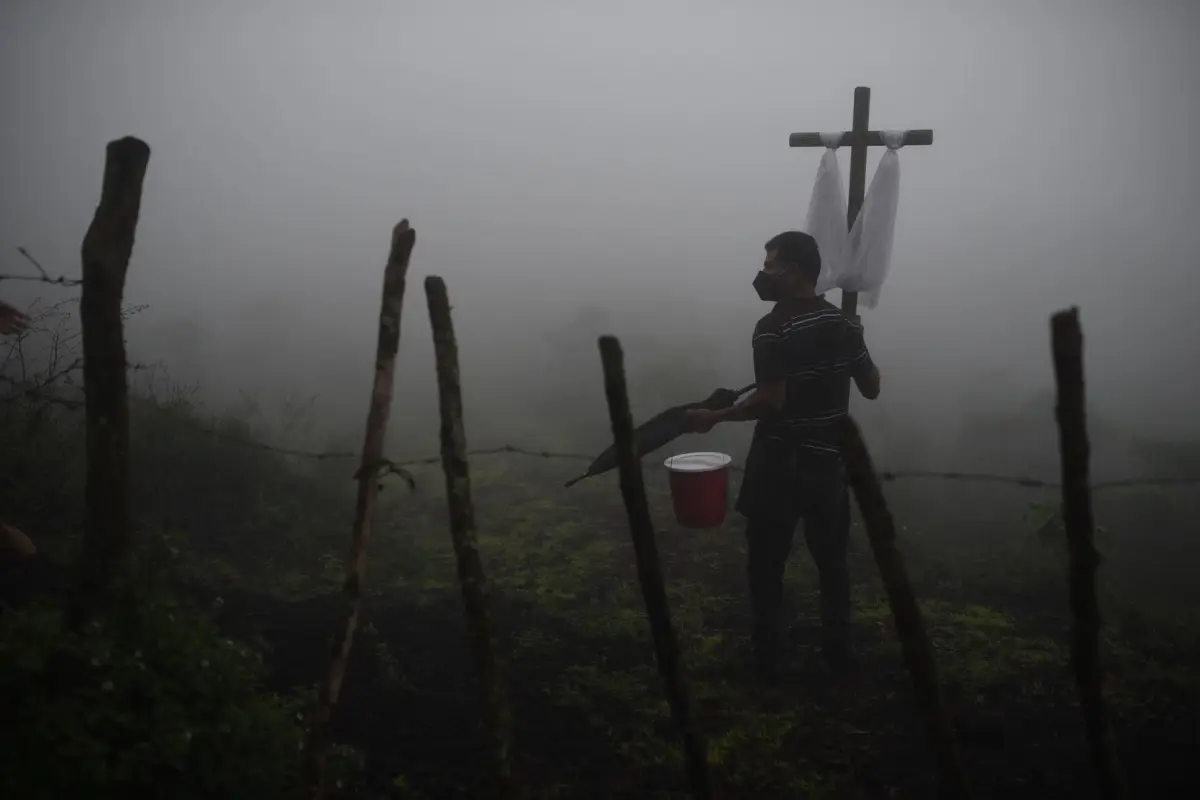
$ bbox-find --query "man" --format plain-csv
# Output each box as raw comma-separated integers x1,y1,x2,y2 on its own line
686,231,880,681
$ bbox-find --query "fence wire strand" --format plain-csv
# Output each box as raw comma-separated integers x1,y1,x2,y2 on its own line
6,257,1197,496
154,410,1199,494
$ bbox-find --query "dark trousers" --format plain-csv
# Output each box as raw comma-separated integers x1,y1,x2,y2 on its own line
737,439,851,665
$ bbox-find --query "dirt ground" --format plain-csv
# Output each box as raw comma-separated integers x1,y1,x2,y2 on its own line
188,457,1200,799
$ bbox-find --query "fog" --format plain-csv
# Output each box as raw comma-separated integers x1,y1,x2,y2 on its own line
2,0,1197,473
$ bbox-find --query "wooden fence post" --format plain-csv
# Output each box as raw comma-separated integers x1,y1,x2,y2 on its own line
1050,307,1126,800
304,221,416,800
425,275,518,799
67,136,151,632
598,335,712,800
838,415,971,799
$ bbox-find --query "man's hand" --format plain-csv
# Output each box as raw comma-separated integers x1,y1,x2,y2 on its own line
0,300,30,336
684,408,720,434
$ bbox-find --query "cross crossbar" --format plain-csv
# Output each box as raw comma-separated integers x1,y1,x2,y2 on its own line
789,129,934,148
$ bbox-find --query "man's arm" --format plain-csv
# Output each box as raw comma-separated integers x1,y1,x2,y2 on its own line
711,380,785,423
848,320,880,400
854,363,880,400
709,326,788,425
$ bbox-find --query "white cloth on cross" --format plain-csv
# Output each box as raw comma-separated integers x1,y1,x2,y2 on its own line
840,130,906,309
803,132,849,295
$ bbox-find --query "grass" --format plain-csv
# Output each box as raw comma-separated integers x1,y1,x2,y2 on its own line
156,452,1199,799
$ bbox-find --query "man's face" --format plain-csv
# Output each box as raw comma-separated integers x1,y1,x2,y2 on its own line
761,247,795,287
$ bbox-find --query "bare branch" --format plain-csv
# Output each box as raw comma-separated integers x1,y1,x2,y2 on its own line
17,247,51,281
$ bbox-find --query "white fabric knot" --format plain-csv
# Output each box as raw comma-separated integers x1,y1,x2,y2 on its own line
881,130,906,150
819,132,844,149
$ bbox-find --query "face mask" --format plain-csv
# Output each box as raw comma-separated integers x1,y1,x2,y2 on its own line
752,270,780,302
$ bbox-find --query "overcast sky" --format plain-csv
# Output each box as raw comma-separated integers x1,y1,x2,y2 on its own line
2,0,1197,457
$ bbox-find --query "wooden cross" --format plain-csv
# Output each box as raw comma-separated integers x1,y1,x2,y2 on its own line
789,86,934,319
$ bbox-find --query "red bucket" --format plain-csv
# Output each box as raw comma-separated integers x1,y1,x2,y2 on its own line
664,452,733,529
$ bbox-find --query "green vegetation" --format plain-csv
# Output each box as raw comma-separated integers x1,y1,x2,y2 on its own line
3,306,1199,797
0,591,363,800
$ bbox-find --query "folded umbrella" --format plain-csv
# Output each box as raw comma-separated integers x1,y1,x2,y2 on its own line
564,382,755,488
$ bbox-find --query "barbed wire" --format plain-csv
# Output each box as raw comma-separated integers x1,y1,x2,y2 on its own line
872,470,1200,492
9,370,1200,494
0,247,82,287
4,254,1197,496
155,411,1200,493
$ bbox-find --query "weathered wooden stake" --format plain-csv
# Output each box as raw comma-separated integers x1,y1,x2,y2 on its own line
838,415,971,800
66,136,151,632
426,275,518,800
305,220,415,800
1050,307,1126,800
598,335,712,800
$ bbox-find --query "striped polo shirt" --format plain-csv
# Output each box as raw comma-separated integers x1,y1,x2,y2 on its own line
750,296,874,456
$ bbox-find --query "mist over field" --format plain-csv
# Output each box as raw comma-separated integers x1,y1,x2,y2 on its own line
3,0,1197,471
2,1,1199,797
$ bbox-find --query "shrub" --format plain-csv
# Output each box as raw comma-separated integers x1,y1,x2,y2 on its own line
0,591,362,799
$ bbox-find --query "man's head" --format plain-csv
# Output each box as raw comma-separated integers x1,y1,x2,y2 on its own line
757,232,821,302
